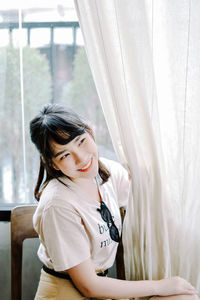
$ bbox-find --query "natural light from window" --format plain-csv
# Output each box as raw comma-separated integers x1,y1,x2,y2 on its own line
0,0,115,204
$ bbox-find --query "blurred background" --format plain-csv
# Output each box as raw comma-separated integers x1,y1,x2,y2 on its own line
0,1,116,299
0,0,116,205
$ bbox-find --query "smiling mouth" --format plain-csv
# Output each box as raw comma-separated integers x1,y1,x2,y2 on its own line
78,157,93,172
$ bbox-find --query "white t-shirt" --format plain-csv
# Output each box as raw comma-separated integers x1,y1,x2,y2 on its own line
33,157,130,272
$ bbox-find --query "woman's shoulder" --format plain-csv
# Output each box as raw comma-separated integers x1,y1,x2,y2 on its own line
100,157,130,208
99,156,128,176
33,178,78,228
38,177,77,210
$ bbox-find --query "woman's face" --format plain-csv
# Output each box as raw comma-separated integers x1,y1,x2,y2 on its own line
50,132,99,182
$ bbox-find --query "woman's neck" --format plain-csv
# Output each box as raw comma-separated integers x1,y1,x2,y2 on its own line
74,177,101,203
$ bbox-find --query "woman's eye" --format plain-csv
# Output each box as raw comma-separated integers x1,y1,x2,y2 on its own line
80,138,86,145
60,153,69,160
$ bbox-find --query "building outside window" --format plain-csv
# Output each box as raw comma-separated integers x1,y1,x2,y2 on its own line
0,0,115,205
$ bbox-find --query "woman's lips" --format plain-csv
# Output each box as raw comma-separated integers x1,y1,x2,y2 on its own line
78,157,93,172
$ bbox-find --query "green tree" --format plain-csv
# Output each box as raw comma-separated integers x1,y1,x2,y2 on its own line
59,47,113,151
0,46,52,202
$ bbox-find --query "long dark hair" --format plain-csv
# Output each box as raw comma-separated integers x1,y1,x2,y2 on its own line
30,103,110,201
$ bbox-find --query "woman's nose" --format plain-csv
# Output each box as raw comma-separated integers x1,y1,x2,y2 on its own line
73,150,86,165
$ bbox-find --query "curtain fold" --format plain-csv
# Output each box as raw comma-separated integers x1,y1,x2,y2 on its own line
74,0,200,289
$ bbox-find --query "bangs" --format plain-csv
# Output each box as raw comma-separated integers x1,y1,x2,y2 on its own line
50,127,85,145
42,115,86,159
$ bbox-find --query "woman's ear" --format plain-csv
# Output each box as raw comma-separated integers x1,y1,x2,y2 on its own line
43,156,60,171
52,162,60,171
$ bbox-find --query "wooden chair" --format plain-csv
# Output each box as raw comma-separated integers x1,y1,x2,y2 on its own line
10,205,38,300
116,207,125,280
10,205,125,300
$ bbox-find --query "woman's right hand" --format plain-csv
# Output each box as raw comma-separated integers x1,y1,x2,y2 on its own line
156,276,197,296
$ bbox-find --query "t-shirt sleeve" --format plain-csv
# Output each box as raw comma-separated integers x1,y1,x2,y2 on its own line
42,205,91,271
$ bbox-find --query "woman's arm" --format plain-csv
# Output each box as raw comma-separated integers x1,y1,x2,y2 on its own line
67,258,197,299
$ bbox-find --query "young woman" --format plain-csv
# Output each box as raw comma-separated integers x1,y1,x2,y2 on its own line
30,103,198,300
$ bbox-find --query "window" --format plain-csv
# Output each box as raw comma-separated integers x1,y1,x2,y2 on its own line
0,1,115,205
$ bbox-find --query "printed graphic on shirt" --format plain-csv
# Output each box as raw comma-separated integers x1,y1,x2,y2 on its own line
98,222,114,248
97,215,121,248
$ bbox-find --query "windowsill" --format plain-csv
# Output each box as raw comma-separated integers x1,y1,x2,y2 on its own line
0,203,37,222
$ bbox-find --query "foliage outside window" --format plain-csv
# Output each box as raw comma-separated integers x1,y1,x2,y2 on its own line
0,3,115,204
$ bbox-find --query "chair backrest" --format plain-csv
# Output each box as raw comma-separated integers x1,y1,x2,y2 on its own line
10,205,125,300
11,205,38,300
115,207,125,280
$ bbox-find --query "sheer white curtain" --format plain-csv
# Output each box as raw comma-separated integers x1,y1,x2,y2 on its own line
75,0,200,290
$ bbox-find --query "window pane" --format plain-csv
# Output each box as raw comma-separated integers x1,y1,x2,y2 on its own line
54,28,73,45
13,28,27,47
0,1,116,204
77,28,84,46
0,29,9,47
30,28,50,48
0,45,23,203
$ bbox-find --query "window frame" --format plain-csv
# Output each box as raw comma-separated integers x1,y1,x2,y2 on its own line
0,21,80,221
